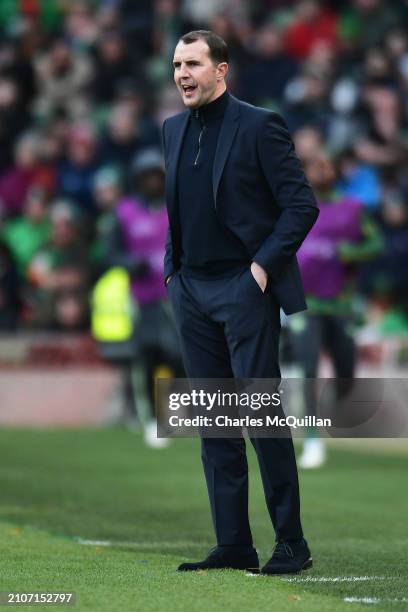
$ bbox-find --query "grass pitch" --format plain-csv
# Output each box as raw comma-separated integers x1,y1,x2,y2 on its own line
0,429,407,611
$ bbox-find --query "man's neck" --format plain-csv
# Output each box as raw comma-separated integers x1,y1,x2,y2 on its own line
191,84,227,111
191,88,229,121
206,84,227,105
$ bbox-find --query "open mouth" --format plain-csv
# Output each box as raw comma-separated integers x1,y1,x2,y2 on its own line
181,84,197,96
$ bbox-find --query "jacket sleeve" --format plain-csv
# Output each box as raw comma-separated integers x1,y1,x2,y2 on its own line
162,119,174,284
253,112,319,282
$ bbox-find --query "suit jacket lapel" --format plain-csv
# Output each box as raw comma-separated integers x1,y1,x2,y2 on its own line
166,110,189,219
213,95,240,206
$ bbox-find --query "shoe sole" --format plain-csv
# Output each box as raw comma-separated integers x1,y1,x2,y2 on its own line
261,557,313,576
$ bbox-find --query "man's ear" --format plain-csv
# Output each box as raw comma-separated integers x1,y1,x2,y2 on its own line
216,62,228,81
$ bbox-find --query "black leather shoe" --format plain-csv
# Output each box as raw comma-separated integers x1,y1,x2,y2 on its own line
178,546,259,572
261,538,312,575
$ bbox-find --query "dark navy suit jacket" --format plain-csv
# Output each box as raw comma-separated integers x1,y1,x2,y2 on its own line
162,94,319,315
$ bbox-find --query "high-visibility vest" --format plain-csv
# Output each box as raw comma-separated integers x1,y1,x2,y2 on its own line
91,267,138,342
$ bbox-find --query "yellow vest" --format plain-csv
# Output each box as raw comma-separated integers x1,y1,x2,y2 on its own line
91,267,138,342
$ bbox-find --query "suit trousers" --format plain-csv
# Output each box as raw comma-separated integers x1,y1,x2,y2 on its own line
167,267,303,546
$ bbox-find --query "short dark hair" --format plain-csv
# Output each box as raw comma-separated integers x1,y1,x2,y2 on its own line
179,30,229,64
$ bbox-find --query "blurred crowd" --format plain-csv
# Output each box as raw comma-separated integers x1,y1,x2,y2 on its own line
0,0,407,334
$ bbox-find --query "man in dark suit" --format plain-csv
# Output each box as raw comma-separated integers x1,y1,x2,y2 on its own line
162,30,319,575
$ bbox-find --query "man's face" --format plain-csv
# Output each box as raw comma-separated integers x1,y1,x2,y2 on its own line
173,39,225,109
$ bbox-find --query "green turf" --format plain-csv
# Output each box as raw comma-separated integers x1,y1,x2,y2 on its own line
0,429,407,611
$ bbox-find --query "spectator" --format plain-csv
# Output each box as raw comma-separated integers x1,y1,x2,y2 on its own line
284,64,332,132
1,186,50,278
339,0,401,52
284,0,339,60
104,148,182,446
354,85,408,169
91,165,123,268
57,122,100,217
180,0,249,29
118,0,155,62
0,131,54,217
0,76,31,173
293,125,324,164
385,29,408,66
99,103,160,178
51,288,89,331
238,24,298,106
337,148,382,210
37,118,69,168
64,0,99,48
0,37,37,110
208,13,250,78
91,165,140,429
362,48,397,86
27,200,90,329
289,152,383,468
91,30,135,104
359,167,408,302
33,37,93,120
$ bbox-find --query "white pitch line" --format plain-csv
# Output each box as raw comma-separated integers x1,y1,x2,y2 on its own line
282,576,391,583
344,597,408,605
344,598,379,605
76,538,210,549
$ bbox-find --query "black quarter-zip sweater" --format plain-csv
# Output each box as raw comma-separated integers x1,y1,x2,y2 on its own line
176,89,250,278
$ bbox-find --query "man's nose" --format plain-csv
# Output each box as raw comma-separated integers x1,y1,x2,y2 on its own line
179,63,190,79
